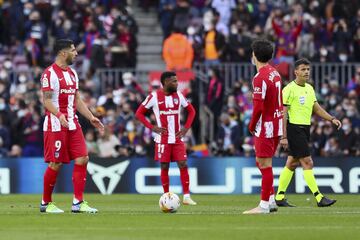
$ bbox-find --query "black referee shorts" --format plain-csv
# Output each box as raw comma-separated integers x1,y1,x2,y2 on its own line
287,123,311,158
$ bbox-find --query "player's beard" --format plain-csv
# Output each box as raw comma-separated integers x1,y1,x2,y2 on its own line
66,55,74,66
167,86,177,93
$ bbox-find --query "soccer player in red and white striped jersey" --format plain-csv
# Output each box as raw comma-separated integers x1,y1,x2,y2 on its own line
135,71,197,205
243,39,284,214
40,39,104,213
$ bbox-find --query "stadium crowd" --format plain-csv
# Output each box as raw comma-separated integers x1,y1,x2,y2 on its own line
0,0,359,158
160,0,360,69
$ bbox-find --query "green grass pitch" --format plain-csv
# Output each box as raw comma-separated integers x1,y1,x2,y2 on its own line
0,194,360,240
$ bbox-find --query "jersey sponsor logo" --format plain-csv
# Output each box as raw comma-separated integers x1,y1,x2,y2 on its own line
87,161,130,194
159,109,179,115
253,87,261,94
299,96,305,105
173,98,179,105
42,74,49,87
273,109,282,118
158,101,164,104
60,88,76,94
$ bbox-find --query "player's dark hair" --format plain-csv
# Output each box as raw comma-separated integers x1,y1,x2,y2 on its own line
251,39,274,63
160,71,176,86
54,39,74,56
294,58,311,69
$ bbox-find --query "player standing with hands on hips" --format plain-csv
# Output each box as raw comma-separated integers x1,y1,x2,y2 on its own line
135,72,197,205
275,58,341,207
243,39,284,214
40,39,104,213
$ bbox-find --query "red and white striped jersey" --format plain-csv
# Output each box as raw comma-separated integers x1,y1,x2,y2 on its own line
41,63,80,132
141,90,189,144
252,64,283,138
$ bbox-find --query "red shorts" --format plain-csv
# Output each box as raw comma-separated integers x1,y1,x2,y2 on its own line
154,143,187,163
254,137,279,158
44,128,87,163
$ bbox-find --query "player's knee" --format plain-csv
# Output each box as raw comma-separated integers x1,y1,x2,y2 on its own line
160,163,169,170
75,156,89,165
177,161,187,169
49,162,62,171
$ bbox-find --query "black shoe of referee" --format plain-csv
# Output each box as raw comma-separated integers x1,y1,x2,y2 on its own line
275,198,296,207
317,196,337,207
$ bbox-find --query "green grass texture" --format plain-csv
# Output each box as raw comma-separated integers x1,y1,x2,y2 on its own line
0,194,359,240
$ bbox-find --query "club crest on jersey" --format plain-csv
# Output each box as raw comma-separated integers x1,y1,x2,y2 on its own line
173,98,179,105
42,74,49,87
299,96,305,105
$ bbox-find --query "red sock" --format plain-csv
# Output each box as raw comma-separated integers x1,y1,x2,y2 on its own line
180,167,190,194
258,166,273,201
42,167,59,203
270,186,275,196
72,164,87,202
160,169,169,193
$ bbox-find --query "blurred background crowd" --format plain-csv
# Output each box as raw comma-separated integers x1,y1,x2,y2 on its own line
0,0,359,158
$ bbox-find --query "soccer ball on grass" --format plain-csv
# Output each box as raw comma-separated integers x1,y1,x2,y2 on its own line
159,192,181,213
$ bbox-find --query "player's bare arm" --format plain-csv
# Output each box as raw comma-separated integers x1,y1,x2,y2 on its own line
43,90,69,128
75,92,104,134
312,102,342,129
280,106,289,150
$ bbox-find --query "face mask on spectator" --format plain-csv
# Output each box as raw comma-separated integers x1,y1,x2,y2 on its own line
0,70,7,80
321,88,329,95
187,26,196,36
126,122,135,132
23,8,31,16
123,79,132,86
320,48,328,56
241,86,249,93
329,98,336,106
19,75,27,83
339,54,348,62
342,124,350,131
230,26,238,35
347,111,355,117
17,110,26,118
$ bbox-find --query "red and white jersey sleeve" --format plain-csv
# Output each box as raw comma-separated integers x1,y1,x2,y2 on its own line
252,65,283,138
41,64,80,132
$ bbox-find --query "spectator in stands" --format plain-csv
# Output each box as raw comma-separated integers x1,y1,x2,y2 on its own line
211,0,236,27
271,11,303,64
333,19,352,62
8,144,22,157
172,0,192,34
97,126,120,158
228,21,252,62
353,26,360,62
109,21,137,68
22,106,42,156
85,129,99,157
52,10,79,44
215,112,241,156
162,27,194,70
206,68,224,133
323,136,341,157
76,20,100,78
347,67,360,96
203,22,226,66
0,114,10,152
338,117,358,156
159,0,177,39
24,10,47,67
